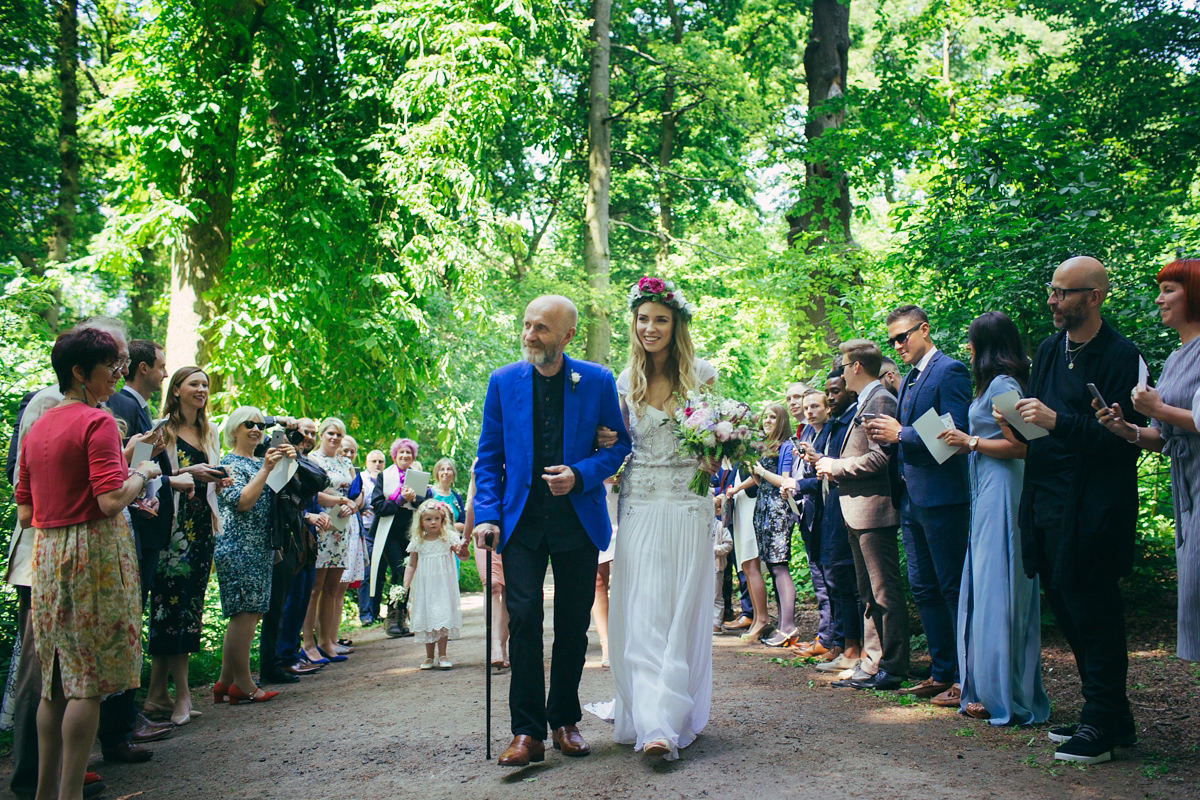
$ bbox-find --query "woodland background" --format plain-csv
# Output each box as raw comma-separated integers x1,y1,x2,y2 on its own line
2,0,1199,687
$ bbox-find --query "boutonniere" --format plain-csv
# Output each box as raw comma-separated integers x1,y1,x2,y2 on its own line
570,371,581,392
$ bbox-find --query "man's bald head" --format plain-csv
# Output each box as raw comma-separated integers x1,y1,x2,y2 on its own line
1055,256,1110,297
1050,255,1108,333
521,295,577,370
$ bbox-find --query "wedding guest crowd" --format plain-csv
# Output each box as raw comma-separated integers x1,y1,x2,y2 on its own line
3,253,1196,791
718,255,1198,767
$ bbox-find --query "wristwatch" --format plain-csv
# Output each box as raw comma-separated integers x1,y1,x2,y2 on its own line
968,436,980,452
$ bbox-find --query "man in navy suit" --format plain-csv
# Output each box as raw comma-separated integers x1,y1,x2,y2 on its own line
866,305,971,698
473,296,632,767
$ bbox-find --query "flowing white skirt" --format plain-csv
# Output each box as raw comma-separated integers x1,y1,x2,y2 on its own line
605,490,714,760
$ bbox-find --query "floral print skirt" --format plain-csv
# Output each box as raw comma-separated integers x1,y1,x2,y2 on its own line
32,515,142,700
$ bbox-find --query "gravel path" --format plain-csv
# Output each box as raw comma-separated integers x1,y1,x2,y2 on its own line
10,583,1197,799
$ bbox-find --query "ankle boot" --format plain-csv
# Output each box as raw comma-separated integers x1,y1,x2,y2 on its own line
385,603,403,638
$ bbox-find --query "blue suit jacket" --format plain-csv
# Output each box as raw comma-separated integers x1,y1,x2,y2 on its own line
473,355,632,553
889,350,972,508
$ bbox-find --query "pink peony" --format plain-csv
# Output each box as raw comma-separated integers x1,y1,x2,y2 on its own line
639,276,666,294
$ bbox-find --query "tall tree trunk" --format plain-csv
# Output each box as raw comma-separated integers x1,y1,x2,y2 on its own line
785,0,853,368
165,0,264,376
129,246,157,339
583,0,612,365
45,0,79,332
655,0,684,272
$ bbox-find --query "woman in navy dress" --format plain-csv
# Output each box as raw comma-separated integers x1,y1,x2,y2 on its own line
940,312,1050,724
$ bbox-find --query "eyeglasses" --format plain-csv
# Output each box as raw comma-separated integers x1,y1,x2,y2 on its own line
887,323,924,347
103,358,131,375
1045,283,1095,301
242,420,267,430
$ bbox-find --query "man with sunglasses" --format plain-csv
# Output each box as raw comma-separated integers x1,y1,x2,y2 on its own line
865,305,972,701
1010,256,1147,764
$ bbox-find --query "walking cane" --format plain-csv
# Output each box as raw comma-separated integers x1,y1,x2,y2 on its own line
485,532,493,761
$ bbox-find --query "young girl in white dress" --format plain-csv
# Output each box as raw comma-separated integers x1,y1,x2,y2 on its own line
607,276,718,760
402,499,469,670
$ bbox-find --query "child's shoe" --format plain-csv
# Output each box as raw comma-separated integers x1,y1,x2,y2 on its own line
419,658,436,670
437,657,453,670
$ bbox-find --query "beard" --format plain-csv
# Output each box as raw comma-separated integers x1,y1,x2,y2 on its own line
1054,302,1088,331
522,341,563,366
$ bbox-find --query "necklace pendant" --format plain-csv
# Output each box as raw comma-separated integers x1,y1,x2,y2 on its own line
1069,362,1075,369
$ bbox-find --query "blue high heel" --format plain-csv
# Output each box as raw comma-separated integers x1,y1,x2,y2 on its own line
298,650,330,666
316,646,348,663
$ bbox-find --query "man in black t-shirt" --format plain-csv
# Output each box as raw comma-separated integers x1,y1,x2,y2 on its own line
1014,256,1147,765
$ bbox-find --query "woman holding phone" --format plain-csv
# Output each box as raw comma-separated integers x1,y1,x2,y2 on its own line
144,367,230,725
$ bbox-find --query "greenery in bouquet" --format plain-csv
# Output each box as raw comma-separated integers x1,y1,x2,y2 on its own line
671,389,762,495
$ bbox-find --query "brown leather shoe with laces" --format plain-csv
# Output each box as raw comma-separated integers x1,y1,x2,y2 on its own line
497,735,546,767
551,725,591,757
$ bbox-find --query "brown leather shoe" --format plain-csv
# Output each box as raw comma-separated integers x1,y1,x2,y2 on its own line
131,714,173,743
898,677,954,698
930,683,962,707
102,741,153,763
789,640,830,659
281,663,322,676
818,645,844,663
497,735,546,767
723,615,753,630
551,725,591,757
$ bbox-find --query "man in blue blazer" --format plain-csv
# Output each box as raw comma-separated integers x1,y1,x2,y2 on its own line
866,305,972,699
473,295,631,767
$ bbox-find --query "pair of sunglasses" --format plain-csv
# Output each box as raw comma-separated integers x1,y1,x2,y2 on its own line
242,420,267,430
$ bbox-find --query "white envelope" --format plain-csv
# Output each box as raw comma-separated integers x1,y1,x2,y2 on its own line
912,407,960,465
1138,355,1150,390
265,457,298,493
329,508,352,531
991,389,1050,441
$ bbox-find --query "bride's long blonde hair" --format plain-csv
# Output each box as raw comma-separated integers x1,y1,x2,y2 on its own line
625,301,697,412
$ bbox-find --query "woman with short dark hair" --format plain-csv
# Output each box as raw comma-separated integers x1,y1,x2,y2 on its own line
16,328,161,799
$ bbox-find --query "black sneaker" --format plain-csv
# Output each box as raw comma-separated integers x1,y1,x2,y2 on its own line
1054,723,1113,764
1047,722,1137,747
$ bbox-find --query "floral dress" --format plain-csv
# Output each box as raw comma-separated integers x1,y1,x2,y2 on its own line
148,438,216,655
310,451,358,570
215,454,274,618
753,452,792,565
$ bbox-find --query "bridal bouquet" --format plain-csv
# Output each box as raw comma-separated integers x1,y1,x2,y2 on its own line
672,389,761,495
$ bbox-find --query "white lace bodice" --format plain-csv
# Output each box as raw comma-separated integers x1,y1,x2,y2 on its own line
616,358,717,511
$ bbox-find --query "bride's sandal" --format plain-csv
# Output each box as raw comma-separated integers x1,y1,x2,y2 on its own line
644,739,670,757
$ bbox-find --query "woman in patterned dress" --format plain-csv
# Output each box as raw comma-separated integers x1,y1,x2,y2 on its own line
16,328,162,799
214,406,294,704
302,418,363,663
144,367,227,725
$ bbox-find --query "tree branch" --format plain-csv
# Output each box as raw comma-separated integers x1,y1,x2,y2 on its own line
610,218,735,261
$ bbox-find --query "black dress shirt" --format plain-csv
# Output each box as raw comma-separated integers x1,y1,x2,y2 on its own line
512,367,591,552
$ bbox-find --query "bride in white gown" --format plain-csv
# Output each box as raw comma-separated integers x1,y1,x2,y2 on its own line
606,277,717,760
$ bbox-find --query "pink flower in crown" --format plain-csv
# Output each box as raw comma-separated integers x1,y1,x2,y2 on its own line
639,276,666,294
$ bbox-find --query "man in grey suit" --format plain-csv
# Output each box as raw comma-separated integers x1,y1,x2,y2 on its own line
817,339,909,689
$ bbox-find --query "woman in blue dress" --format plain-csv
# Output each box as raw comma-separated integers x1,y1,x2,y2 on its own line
213,406,294,704
939,312,1050,725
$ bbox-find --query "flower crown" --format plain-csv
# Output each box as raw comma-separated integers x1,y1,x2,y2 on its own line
627,276,695,322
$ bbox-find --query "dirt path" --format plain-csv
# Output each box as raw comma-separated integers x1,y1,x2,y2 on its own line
13,585,1199,799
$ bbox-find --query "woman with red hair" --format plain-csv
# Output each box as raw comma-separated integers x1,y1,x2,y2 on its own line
1097,258,1200,661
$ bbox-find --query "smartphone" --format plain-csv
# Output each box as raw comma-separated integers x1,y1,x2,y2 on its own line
859,412,879,422
150,418,169,433
269,429,285,450
1086,382,1108,408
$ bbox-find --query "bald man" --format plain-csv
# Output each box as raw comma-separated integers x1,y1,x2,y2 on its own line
473,295,631,766
1013,256,1147,764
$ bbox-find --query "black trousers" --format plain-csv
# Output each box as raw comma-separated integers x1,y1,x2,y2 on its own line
260,547,299,675
503,537,598,739
1038,525,1131,730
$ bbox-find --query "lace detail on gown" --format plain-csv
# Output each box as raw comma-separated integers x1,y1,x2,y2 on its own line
598,357,716,760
